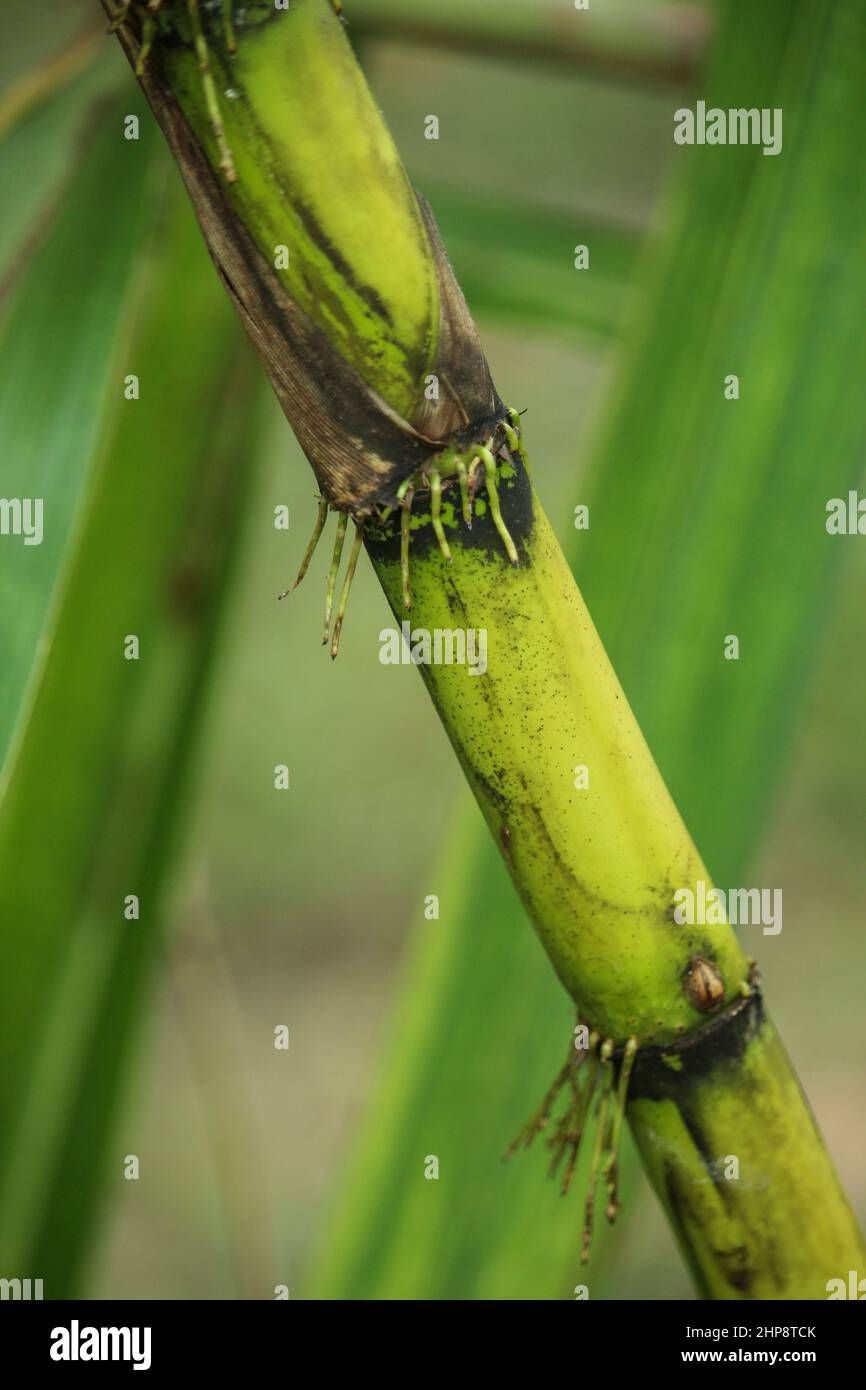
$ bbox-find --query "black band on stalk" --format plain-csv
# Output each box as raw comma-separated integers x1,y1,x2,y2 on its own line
622,968,764,1100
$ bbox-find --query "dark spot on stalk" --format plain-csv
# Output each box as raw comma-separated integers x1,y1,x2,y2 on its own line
625,972,764,1099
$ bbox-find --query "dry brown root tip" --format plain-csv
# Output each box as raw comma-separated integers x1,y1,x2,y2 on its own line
509,1024,638,1264
504,1060,571,1161
580,1041,614,1264
554,1059,595,1197
504,1024,595,1162
601,1035,637,1225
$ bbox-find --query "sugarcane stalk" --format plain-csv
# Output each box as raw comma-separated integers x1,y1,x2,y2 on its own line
103,0,865,1296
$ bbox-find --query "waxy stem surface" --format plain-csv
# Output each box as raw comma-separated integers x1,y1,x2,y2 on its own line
368,462,749,1045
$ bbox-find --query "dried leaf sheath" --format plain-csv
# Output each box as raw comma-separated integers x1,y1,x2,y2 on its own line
105,2,507,513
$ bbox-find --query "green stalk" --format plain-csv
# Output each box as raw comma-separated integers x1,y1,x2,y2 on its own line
106,0,865,1296
315,0,866,1302
368,482,749,1045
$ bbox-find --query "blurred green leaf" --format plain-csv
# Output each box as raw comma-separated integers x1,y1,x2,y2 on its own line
0,95,261,1288
308,0,865,1299
372,40,682,238
0,50,123,298
431,185,637,342
350,0,708,84
0,1,95,96
583,0,866,880
0,96,153,761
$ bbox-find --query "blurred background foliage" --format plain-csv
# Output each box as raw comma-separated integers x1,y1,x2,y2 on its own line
0,0,863,1299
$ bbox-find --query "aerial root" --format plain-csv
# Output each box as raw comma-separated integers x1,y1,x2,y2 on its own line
110,0,237,179
466,454,481,513
330,520,364,660
187,0,236,181
549,1041,598,1196
429,467,452,563
279,496,328,599
602,1035,637,1224
581,1041,615,1263
455,458,472,527
280,501,369,657
137,10,157,71
107,2,136,33
323,512,348,643
504,1058,575,1162
477,442,519,566
505,1023,639,1265
378,408,527,571
400,482,415,609
507,405,531,474
107,3,159,70
282,412,529,653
